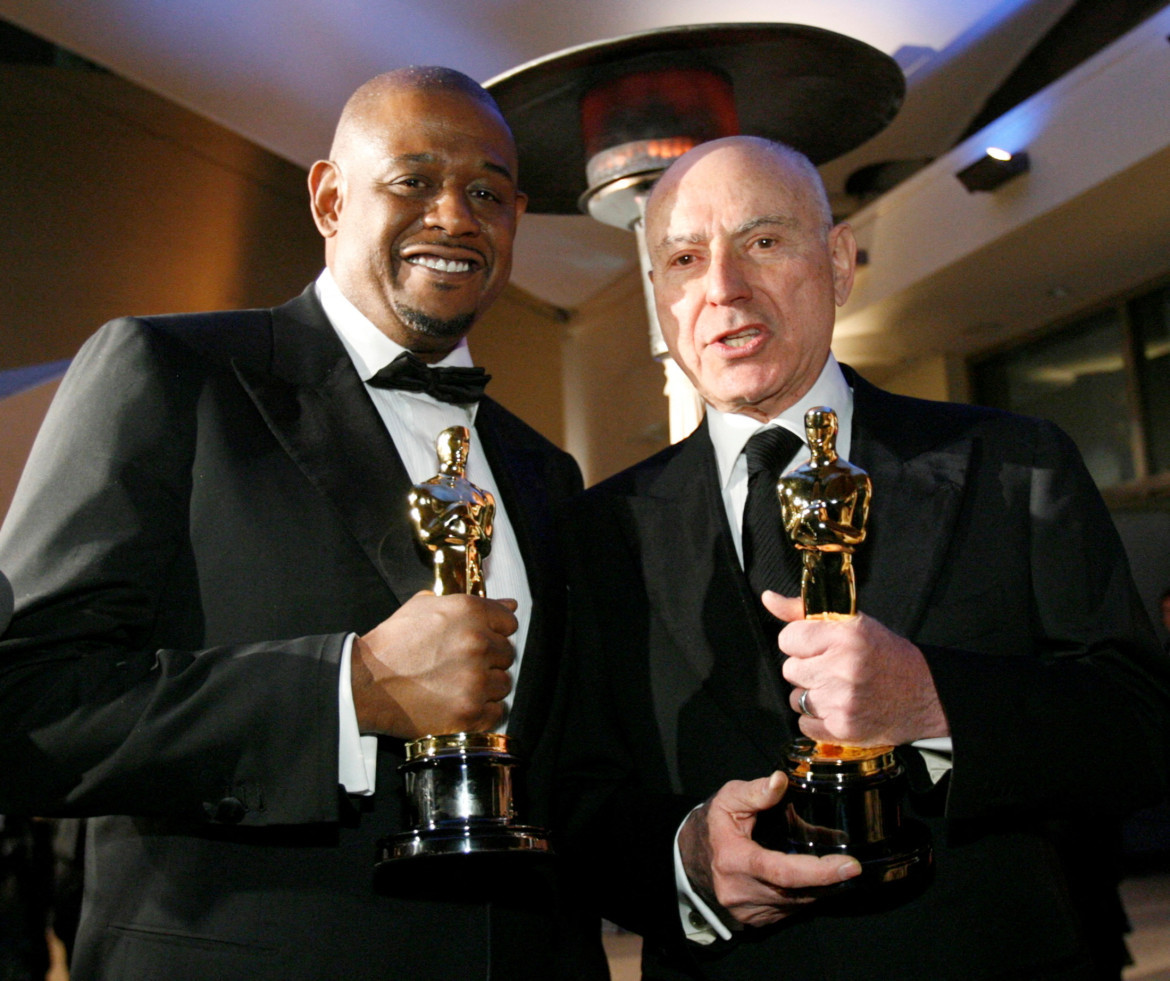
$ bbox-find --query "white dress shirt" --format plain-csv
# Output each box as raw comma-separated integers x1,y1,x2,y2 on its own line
314,269,533,794
705,354,854,558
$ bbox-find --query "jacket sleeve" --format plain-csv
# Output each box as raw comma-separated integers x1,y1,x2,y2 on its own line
919,416,1170,822
549,491,702,949
0,318,344,826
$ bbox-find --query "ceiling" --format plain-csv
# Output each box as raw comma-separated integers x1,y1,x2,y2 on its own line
2,0,1168,383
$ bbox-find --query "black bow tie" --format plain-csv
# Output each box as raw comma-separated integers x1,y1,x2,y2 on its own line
367,352,490,404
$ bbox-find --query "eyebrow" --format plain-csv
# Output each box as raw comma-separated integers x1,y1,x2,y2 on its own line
733,214,800,236
390,152,517,185
656,213,800,250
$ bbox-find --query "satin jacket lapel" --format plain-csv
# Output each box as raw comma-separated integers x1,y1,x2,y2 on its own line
627,421,796,766
847,373,972,638
473,401,561,747
234,291,431,605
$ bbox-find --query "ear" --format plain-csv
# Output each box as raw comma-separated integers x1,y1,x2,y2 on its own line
308,160,343,238
513,190,528,225
828,222,857,307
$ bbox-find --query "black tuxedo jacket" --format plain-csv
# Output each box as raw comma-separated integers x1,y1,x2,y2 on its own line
0,570,11,635
554,370,1170,981
0,287,604,981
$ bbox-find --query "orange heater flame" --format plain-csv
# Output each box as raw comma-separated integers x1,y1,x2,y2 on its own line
580,67,739,189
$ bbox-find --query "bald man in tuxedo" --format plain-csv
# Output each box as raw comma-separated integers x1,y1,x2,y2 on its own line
553,136,1170,981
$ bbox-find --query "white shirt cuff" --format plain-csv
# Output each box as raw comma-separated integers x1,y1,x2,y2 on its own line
338,633,378,795
674,812,733,944
671,740,951,946
912,737,954,784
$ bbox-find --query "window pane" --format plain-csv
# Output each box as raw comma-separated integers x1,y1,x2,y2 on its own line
973,309,1134,488
1133,285,1170,477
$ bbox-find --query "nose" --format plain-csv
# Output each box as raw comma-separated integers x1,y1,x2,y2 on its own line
424,186,479,236
705,250,751,306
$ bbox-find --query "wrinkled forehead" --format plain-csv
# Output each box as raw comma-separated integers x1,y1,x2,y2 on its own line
646,144,814,246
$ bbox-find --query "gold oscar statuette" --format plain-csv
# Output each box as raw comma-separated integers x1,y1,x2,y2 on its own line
408,425,494,598
771,407,931,891
374,426,551,882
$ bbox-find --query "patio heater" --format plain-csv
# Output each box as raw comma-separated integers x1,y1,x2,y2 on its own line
486,23,904,439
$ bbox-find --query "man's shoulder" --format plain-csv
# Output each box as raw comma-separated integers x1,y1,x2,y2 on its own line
139,290,322,369
850,369,1064,453
560,437,703,566
477,398,575,462
114,288,320,370
580,432,699,503
475,398,584,499
127,308,271,366
65,307,272,390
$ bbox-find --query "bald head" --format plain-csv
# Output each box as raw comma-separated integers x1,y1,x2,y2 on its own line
330,67,508,160
646,136,832,243
641,134,856,421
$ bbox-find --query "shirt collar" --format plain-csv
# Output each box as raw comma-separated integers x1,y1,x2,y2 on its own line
706,353,853,492
314,268,474,380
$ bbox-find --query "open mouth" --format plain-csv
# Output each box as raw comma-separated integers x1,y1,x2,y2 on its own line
717,326,763,350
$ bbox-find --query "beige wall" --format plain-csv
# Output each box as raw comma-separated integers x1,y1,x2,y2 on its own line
1,61,323,525
471,290,571,449
1,64,324,370
561,268,670,486
878,353,969,403
0,377,61,524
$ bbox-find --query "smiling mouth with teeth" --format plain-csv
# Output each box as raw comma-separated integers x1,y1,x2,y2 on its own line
407,255,476,274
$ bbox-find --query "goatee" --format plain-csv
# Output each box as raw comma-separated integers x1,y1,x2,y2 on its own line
397,304,475,340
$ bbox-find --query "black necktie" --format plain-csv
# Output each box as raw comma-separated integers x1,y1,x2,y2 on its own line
368,352,490,404
742,427,805,615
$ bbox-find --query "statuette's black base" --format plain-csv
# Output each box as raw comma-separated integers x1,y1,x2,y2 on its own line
373,732,554,893
843,824,932,891
373,828,552,899
765,738,933,895
379,823,552,863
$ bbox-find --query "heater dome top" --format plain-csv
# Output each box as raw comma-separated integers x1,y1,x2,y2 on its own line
485,22,905,215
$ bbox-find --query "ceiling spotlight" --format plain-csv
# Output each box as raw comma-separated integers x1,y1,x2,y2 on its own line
956,147,1030,193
